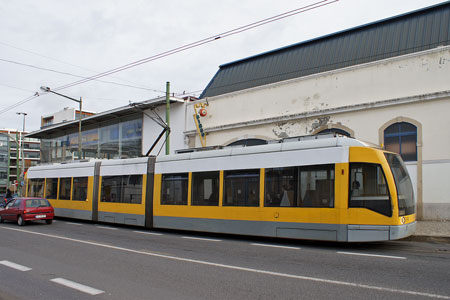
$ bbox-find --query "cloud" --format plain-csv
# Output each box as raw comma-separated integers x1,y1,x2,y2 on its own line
0,0,444,131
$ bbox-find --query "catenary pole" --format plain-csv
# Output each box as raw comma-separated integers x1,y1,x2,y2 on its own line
165,81,170,155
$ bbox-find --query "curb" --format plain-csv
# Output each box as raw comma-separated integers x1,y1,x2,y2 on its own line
403,235,450,244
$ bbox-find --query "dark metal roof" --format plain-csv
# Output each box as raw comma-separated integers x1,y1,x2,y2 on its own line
201,1,450,98
26,96,184,139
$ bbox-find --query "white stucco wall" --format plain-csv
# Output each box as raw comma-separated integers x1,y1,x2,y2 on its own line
143,101,188,156
53,108,76,124
185,46,450,220
188,46,450,136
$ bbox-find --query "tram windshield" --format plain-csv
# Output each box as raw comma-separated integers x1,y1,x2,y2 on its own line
385,153,415,216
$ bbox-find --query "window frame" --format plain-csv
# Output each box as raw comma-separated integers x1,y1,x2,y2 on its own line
27,178,45,198
72,177,89,201
45,178,58,199
161,173,189,205
264,164,335,208
100,175,143,204
348,162,392,217
384,122,417,162
223,169,260,207
191,171,220,206
59,177,72,200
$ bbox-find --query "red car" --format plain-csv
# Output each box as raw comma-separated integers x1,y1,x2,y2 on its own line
0,197,54,226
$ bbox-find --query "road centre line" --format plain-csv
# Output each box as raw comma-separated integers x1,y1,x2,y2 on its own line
51,278,104,295
65,222,82,226
182,236,221,242
95,226,118,230
251,243,300,250
0,260,32,271
337,251,407,260
133,231,163,236
3,227,448,300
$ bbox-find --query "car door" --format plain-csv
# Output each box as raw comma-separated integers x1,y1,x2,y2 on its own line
2,200,17,221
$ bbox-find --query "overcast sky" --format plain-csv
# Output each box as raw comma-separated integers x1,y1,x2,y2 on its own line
0,0,445,132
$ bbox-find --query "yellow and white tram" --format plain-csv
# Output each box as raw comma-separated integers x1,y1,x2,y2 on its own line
26,135,416,242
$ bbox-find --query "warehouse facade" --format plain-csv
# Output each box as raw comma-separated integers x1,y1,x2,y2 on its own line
186,2,450,220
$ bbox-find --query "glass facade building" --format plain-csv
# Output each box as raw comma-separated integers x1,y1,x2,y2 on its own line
40,114,142,163
0,134,9,191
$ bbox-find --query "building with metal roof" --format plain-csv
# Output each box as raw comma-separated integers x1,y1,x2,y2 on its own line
185,1,450,221
201,1,450,98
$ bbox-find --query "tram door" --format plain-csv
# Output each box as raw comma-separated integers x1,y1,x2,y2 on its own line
91,161,102,222
145,157,156,229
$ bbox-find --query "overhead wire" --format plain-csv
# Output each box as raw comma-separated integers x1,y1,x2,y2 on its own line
0,83,35,93
0,41,163,92
0,58,165,93
0,0,338,115
0,95,37,115
52,0,337,92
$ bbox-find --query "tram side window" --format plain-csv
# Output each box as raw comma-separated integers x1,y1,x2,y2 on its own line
224,169,259,207
101,175,143,204
265,167,298,207
299,165,335,208
161,173,188,205
122,175,143,204
59,177,71,200
101,176,121,203
265,165,334,208
72,177,88,201
45,178,58,199
192,171,219,206
28,178,44,198
349,163,392,217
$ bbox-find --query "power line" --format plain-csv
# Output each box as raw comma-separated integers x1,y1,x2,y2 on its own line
51,0,338,92
0,58,165,93
0,41,163,92
0,95,37,115
0,0,338,116
0,83,34,93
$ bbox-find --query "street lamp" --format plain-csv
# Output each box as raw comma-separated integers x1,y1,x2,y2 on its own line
40,86,83,159
16,112,27,196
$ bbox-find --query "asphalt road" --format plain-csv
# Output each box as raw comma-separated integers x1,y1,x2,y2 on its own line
1,219,449,300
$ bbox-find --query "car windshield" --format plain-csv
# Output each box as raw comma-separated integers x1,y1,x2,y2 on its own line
26,199,51,208
384,153,415,216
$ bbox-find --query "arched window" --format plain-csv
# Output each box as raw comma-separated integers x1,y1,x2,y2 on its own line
384,122,417,161
227,138,268,147
317,128,351,137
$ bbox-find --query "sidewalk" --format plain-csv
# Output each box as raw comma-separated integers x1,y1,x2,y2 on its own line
408,220,450,243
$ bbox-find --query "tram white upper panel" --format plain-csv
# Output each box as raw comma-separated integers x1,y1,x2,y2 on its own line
27,161,97,178
155,145,350,174
100,157,149,176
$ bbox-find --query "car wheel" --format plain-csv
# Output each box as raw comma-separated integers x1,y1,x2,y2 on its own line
17,215,24,226
45,219,53,225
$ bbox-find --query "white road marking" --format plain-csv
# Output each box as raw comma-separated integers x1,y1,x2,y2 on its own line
51,278,104,295
3,227,448,300
337,251,407,260
252,243,301,250
133,231,163,236
66,222,82,226
182,236,221,242
0,260,32,271
95,226,117,230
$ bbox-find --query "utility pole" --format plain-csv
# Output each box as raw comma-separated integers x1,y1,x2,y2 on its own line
165,81,170,155
40,86,82,159
78,97,83,158
15,132,20,195
16,112,27,196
